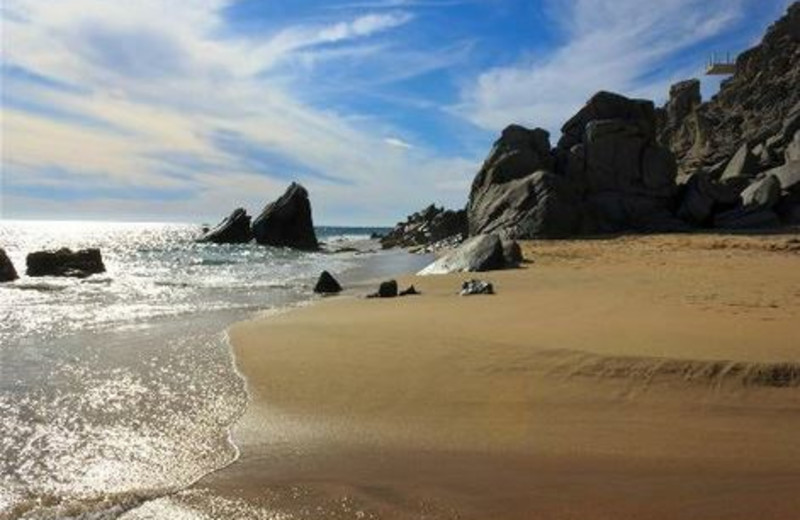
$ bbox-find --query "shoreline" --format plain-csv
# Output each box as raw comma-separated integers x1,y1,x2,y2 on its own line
125,233,800,519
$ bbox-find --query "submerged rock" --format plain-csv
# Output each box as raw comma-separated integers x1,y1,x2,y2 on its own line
0,248,18,282
198,208,252,244
313,271,342,294
26,248,106,278
252,183,319,250
418,234,506,275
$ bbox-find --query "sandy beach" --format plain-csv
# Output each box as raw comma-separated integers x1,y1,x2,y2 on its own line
182,234,800,519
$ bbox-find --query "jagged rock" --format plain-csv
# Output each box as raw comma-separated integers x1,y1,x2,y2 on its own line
765,160,800,195
720,143,759,182
501,239,523,267
658,4,800,174
313,271,342,294
418,234,506,275
741,175,782,210
476,124,554,185
381,204,466,249
665,79,702,129
198,208,252,244
558,91,657,150
460,279,494,296
469,170,582,238
367,280,398,298
26,248,105,278
713,207,781,229
0,248,18,282
252,183,319,250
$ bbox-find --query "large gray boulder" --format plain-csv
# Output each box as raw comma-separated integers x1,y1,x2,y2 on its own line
198,208,252,244
26,248,106,278
469,170,582,239
676,172,742,225
418,234,506,275
0,248,18,282
252,183,319,250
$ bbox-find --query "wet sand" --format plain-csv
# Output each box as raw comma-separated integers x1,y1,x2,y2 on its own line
180,234,800,519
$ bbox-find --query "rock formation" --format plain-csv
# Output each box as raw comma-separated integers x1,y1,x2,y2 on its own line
462,4,800,238
467,91,682,238
26,248,106,278
1,248,18,282
198,208,253,244
381,204,467,249
252,183,319,251
657,3,800,176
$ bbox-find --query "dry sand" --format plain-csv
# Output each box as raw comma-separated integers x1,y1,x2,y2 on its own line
187,234,800,519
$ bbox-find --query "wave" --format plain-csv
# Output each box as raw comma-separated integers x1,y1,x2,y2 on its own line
524,348,800,390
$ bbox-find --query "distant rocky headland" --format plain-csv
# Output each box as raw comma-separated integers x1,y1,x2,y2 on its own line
383,3,799,249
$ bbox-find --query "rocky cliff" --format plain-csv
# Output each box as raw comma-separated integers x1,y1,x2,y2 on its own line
657,3,800,176
464,3,799,239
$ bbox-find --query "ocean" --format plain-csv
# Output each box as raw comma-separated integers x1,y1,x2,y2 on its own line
0,220,431,520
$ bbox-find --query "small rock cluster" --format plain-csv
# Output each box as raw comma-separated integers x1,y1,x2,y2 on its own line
380,204,467,250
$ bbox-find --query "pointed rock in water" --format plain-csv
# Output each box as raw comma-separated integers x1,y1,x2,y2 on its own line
252,182,319,250
0,248,18,282
314,271,342,294
198,208,252,244
26,248,105,278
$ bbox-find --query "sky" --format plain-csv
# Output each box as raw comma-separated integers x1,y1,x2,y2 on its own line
0,0,793,225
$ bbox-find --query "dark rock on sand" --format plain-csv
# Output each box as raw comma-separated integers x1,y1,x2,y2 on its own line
501,239,523,267
399,285,420,296
460,279,494,296
0,248,18,282
26,248,106,278
198,208,252,244
368,280,398,298
314,271,342,294
418,234,506,275
252,183,319,250
713,207,781,229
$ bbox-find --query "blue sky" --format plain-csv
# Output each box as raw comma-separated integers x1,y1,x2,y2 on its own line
0,0,793,225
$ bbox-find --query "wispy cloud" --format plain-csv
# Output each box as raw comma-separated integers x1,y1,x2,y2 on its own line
1,0,476,223
455,0,749,134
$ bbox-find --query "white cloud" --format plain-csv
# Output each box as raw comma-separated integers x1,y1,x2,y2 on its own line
384,137,414,149
456,0,745,134
1,0,475,224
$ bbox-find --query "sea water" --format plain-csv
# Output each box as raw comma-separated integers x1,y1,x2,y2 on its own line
0,221,427,519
